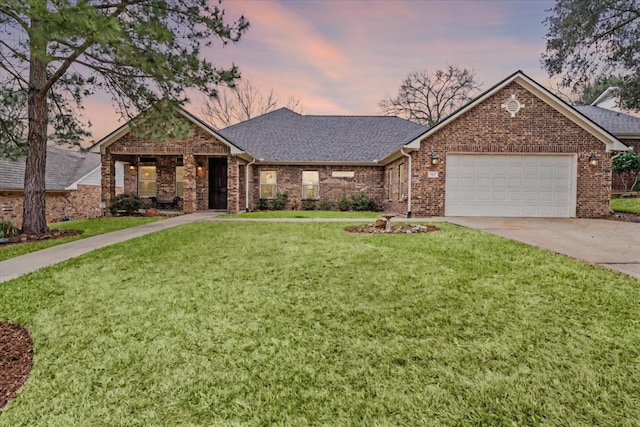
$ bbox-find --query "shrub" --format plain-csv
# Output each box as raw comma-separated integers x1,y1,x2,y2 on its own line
337,194,351,211
318,198,334,210
257,199,273,211
0,218,19,238
273,191,289,210
350,191,383,211
301,200,317,210
109,193,143,215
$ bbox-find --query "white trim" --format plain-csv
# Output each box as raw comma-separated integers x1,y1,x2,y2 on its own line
95,106,245,155
404,71,629,153
65,166,99,190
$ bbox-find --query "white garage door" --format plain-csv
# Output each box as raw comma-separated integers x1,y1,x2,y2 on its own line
445,154,576,217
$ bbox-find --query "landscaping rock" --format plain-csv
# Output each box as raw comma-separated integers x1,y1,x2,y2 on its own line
146,208,161,217
374,218,387,229
345,224,440,234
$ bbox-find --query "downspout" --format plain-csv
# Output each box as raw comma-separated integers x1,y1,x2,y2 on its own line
400,147,412,218
245,157,256,212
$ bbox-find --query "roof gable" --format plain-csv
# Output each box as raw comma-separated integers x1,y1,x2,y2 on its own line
405,70,629,153
91,106,243,155
0,147,100,191
218,108,428,163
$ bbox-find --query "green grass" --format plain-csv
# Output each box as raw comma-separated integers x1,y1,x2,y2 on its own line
611,197,640,214
0,217,164,261
220,210,381,219
1,222,639,425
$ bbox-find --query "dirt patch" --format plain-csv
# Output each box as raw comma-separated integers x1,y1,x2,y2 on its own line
0,228,83,246
0,321,33,411
345,224,440,234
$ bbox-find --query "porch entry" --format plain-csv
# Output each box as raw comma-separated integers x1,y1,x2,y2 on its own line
208,157,228,210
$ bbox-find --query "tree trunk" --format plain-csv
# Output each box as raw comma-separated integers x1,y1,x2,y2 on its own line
22,9,49,235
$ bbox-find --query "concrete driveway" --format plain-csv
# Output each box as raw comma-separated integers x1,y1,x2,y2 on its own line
445,217,640,280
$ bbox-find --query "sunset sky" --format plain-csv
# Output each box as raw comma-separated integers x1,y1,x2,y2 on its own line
86,0,558,142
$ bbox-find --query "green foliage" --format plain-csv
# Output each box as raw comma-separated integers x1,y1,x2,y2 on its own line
273,191,289,210
350,191,382,211
1,222,640,424
109,193,143,215
612,152,640,193
301,199,317,210
0,216,164,262
576,76,624,106
610,197,640,214
0,218,19,238
542,1,640,110
257,192,289,211
0,0,249,233
318,198,334,210
337,194,352,211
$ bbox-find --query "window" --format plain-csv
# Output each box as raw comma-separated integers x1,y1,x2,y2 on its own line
176,166,184,197
260,170,277,198
399,163,406,200
302,171,320,199
387,168,393,200
138,165,157,197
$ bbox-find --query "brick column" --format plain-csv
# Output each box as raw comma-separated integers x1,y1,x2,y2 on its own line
101,152,116,216
227,156,240,213
183,153,197,213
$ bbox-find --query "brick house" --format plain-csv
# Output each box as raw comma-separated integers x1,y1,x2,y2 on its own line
0,147,124,228
96,70,630,218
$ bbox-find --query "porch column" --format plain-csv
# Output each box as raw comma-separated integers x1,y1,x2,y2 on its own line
101,152,116,216
183,153,197,213
228,156,240,214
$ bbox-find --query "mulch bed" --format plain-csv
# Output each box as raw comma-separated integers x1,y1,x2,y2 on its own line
345,224,440,233
0,228,82,246
0,321,33,412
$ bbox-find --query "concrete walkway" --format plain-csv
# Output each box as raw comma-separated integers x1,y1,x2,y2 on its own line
0,212,221,283
446,217,640,280
2,214,638,283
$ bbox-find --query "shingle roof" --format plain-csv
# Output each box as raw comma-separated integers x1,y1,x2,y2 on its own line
574,105,640,136
217,108,428,162
0,147,100,190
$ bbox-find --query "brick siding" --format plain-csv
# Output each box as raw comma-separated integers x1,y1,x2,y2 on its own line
410,82,611,218
1,184,123,229
102,124,241,213
249,165,385,210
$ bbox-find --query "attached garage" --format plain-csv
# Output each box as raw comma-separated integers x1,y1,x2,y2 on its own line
444,154,577,217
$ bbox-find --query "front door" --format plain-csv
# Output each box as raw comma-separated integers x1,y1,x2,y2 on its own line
208,157,228,210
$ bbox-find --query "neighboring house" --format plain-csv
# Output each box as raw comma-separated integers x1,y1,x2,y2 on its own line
96,70,630,219
589,86,640,118
0,147,124,228
576,91,640,191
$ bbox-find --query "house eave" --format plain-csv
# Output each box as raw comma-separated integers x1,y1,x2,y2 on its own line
254,160,381,166
404,70,630,153
95,106,245,156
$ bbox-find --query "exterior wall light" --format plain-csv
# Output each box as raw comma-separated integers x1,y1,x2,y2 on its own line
588,154,599,167
430,153,440,165
197,162,204,172
128,164,136,171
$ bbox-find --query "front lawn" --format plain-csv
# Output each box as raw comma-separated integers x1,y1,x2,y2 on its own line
1,222,639,425
220,210,381,219
0,217,164,261
611,196,640,214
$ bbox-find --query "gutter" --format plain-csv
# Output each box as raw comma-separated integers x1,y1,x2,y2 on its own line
400,147,412,218
245,157,256,211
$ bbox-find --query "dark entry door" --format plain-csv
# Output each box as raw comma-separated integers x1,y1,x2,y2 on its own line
208,157,228,210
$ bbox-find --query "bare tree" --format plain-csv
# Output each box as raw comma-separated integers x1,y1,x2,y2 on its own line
380,66,481,126
203,80,305,128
